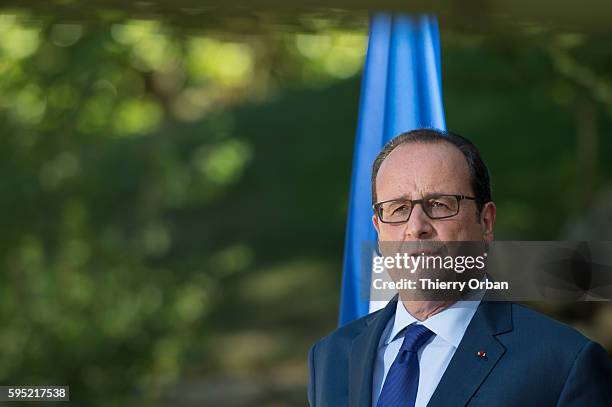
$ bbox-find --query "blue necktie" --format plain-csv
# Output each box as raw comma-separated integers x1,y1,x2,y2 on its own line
376,324,434,407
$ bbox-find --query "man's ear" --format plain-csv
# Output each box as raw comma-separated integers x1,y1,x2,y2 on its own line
372,214,382,256
480,201,496,242
372,214,380,234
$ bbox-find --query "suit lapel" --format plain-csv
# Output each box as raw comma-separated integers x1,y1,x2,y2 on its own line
427,301,513,407
348,296,398,407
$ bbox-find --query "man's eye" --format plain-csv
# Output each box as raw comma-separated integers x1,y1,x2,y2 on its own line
430,200,449,209
391,205,410,214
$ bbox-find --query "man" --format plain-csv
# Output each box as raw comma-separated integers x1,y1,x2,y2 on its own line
308,129,612,406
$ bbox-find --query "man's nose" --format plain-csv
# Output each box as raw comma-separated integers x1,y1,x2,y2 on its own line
402,203,434,240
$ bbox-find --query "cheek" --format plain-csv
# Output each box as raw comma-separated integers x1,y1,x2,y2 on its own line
377,224,404,240
441,221,482,240
435,216,481,240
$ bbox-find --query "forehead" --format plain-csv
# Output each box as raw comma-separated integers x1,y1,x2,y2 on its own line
376,141,472,201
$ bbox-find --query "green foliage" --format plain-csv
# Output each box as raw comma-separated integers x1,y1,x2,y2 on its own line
0,13,366,405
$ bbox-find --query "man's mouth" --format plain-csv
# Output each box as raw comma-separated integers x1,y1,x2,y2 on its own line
408,249,439,257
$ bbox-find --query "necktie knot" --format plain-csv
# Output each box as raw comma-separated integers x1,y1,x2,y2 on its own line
398,324,433,363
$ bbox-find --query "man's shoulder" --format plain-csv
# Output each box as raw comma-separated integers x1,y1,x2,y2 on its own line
506,302,590,349
312,308,384,353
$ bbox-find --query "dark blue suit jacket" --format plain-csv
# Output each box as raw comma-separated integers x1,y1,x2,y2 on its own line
308,297,612,406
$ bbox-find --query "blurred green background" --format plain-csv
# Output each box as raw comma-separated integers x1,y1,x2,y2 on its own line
0,5,611,406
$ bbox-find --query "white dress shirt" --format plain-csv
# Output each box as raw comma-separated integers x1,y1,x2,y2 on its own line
372,298,481,407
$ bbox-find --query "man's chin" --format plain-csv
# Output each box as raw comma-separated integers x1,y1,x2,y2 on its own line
390,267,473,301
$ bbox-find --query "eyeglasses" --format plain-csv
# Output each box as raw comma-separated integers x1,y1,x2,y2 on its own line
373,194,476,224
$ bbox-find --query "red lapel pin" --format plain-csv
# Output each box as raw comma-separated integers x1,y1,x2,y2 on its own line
476,350,487,359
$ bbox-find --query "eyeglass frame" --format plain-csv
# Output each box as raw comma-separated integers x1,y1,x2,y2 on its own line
373,194,477,224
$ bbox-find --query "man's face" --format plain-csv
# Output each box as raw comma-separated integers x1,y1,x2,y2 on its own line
372,142,496,243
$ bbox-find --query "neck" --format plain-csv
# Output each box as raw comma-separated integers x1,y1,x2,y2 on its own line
400,298,455,321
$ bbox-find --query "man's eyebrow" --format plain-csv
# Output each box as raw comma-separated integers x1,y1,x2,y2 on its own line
382,194,411,201
386,191,448,201
424,190,447,197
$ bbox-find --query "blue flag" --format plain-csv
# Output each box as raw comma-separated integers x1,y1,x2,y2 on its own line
339,13,447,326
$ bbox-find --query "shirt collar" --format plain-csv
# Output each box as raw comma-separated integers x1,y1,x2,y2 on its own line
385,295,481,348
